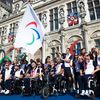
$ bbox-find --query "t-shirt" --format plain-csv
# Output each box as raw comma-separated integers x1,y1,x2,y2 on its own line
55,63,62,74
5,68,12,81
85,60,94,75
30,68,38,77
64,54,72,67
15,69,24,78
75,60,81,72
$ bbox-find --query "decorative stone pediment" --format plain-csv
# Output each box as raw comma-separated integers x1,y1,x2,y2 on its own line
68,35,82,43
91,30,100,39
48,40,61,47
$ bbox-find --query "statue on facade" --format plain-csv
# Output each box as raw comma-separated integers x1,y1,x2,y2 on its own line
59,6,65,27
59,8,64,18
78,0,86,22
78,1,85,13
42,13,47,28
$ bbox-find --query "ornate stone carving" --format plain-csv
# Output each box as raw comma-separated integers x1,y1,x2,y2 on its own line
91,31,100,39
59,8,64,19
77,0,86,20
41,12,47,28
48,40,61,47
68,36,82,43
14,3,20,14
78,1,85,13
59,5,65,25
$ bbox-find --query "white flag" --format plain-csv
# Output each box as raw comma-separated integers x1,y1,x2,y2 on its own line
14,4,45,54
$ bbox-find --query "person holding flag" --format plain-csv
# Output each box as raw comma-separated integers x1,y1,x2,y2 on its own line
14,3,45,55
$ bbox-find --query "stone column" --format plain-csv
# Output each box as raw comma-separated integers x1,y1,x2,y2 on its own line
81,22,88,51
77,0,88,51
59,5,65,53
42,37,46,63
60,28,65,53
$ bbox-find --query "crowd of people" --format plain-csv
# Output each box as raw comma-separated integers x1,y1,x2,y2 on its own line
0,47,100,98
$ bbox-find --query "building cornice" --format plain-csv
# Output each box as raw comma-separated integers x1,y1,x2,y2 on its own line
34,0,61,10
0,0,61,24
87,19,100,26
0,12,23,24
64,19,100,31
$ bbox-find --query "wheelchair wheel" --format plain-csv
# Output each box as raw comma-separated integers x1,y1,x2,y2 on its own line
21,87,32,96
60,80,67,94
41,86,49,99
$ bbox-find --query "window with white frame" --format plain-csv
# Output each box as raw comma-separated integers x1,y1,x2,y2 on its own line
51,46,60,58
49,7,59,31
88,0,100,20
95,39,100,48
67,1,78,15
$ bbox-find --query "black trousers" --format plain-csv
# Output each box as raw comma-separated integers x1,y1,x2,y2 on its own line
4,79,13,90
23,78,31,88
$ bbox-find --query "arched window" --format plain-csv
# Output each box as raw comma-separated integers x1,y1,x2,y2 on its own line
49,40,61,58
91,30,100,48
68,36,82,55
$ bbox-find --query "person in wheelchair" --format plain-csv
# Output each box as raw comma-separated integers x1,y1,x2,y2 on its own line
54,57,65,93
0,62,14,94
36,61,44,94
13,64,24,94
49,60,56,83
80,54,95,97
22,60,38,95
92,48,100,96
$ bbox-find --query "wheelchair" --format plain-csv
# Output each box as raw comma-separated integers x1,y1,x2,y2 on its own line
41,71,59,99
21,77,43,96
87,70,100,97
13,78,23,94
1,79,14,95
75,74,96,100
21,78,32,96
88,76,95,95
94,70,100,96
54,74,67,94
41,73,67,99
32,77,44,95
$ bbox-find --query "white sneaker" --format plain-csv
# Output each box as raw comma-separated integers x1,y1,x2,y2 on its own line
0,90,5,94
4,90,10,94
63,89,66,93
84,90,90,97
77,90,79,94
80,90,85,96
22,86,25,89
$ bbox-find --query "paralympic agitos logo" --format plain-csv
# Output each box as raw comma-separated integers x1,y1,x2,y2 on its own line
25,21,40,45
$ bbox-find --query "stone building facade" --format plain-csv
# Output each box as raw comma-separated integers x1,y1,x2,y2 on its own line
0,0,100,62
